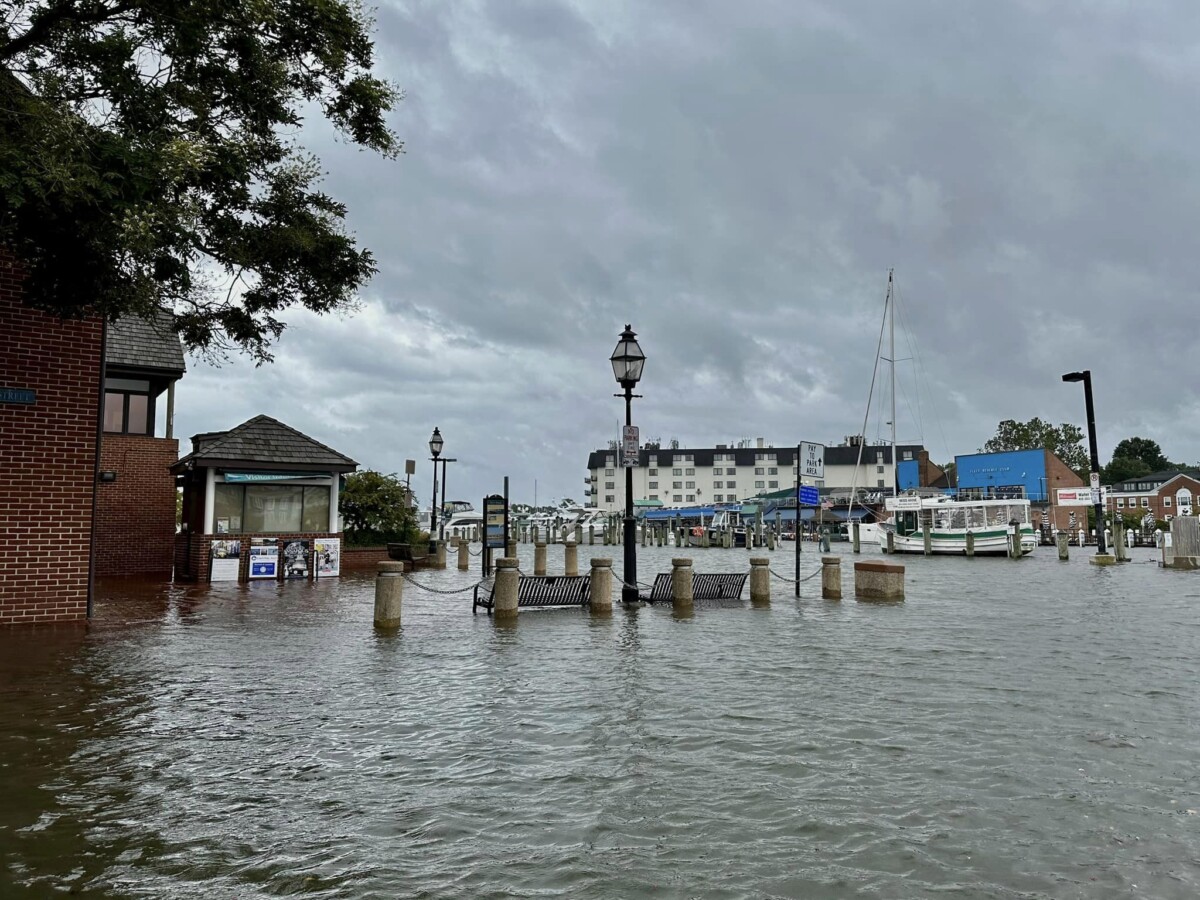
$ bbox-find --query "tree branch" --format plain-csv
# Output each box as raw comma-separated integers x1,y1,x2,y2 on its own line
0,0,137,62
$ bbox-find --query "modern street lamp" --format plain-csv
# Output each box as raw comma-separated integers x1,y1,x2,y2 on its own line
1062,370,1107,554
428,427,443,552
610,324,646,605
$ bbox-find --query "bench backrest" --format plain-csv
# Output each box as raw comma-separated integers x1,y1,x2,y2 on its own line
516,575,590,606
647,571,748,602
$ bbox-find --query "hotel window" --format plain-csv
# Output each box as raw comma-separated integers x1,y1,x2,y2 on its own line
673,494,682,502
686,494,695,502
673,468,682,476
685,468,694,475
755,467,764,475
713,494,723,502
713,481,723,489
605,495,614,503
768,467,777,475
649,481,658,489
755,480,765,488
103,378,152,434
673,481,682,489
1163,497,1171,507
604,468,614,476
686,481,695,489
712,467,722,475
727,468,737,476
605,481,614,489
769,481,778,488
727,480,736,488
649,468,658,476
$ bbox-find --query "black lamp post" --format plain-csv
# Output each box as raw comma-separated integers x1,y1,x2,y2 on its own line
428,427,443,552
610,325,646,605
1062,370,1106,554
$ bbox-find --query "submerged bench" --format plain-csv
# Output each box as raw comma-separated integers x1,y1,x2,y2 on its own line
644,571,748,603
472,574,591,615
387,543,428,565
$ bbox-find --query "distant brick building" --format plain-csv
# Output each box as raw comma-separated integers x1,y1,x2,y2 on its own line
1108,470,1200,524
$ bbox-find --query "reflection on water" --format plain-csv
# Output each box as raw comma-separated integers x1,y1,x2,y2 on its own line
2,545,1199,898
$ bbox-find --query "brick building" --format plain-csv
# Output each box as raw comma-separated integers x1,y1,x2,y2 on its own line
173,416,356,582
95,313,186,576
1108,470,1200,524
0,258,103,624
953,448,1086,533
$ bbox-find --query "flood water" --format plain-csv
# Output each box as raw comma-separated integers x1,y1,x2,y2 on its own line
2,542,1198,898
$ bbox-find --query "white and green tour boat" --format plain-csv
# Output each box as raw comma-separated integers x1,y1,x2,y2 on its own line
878,494,1037,556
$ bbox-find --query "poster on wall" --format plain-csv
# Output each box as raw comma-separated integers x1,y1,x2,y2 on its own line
282,539,310,580
249,538,279,580
314,538,340,578
210,539,242,582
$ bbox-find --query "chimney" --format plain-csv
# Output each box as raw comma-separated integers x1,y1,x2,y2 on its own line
756,437,764,449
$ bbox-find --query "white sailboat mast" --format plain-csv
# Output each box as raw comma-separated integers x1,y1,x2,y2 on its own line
888,269,897,498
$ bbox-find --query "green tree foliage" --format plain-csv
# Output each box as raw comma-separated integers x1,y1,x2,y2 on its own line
1,0,400,361
339,471,416,546
1101,456,1151,486
1108,437,1169,473
981,418,1088,475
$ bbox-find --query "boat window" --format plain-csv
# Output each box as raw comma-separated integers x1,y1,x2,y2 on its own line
968,508,987,529
948,508,967,529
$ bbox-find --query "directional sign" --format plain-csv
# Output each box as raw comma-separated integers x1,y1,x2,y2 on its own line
798,485,820,506
799,441,825,480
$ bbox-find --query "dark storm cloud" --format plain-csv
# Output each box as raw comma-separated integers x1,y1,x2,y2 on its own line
175,0,1200,505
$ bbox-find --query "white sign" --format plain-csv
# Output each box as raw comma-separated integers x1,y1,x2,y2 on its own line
1057,487,1108,507
622,425,639,467
885,495,924,511
1090,471,1101,490
799,441,825,480
210,539,242,582
315,537,341,578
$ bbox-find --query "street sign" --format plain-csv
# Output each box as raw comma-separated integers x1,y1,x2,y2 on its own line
799,441,825,480
1089,471,1101,490
622,425,640,467
798,485,820,506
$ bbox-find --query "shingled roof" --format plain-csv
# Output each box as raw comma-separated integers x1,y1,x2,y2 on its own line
175,415,357,470
106,311,186,374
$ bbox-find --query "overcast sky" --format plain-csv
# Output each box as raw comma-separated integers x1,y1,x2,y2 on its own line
174,0,1200,507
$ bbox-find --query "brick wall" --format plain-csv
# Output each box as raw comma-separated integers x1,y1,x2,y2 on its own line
0,257,102,625
95,434,179,576
174,531,339,582
1042,450,1087,532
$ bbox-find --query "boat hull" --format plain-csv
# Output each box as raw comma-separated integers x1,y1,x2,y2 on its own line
879,527,1037,556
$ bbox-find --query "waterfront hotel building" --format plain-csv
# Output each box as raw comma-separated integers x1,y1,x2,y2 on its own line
584,437,938,512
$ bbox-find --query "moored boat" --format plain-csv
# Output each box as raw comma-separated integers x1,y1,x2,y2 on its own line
877,494,1036,556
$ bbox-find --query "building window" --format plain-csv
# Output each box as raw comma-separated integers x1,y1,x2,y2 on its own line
649,468,658,476
648,456,657,467
727,468,737,476
686,494,695,502
213,483,331,533
605,495,614,503
877,479,885,488
903,451,913,460
686,481,695,489
876,452,884,463
713,481,723,489
673,468,682,476
769,480,778,488
1117,499,1125,508
1163,497,1171,507
727,480,736,488
649,481,658,489
755,467,764,475
605,481,614,489
876,465,884,474
713,494,723,502
604,468,614,476
103,378,152,434
673,494,682,502
755,480,765,488
1142,498,1150,507
768,467,777,475
606,456,615,468
649,494,659,501
685,468,695,475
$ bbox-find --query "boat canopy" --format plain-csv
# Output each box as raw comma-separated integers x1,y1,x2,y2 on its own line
641,506,718,521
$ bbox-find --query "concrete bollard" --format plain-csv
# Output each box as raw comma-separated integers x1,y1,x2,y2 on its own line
821,556,842,600
886,531,895,554
458,540,469,571
532,525,539,544
1057,531,1069,560
373,561,404,628
493,558,519,619
589,557,613,612
749,556,770,605
506,539,517,559
854,560,904,601
671,557,694,608
766,532,775,551
534,541,547,576
852,522,861,554
965,531,975,558
589,526,595,546
575,524,583,545
564,541,579,577
435,540,447,569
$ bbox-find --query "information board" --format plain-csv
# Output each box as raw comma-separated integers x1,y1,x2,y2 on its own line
249,538,278,579
314,538,340,578
484,495,507,549
210,539,242,582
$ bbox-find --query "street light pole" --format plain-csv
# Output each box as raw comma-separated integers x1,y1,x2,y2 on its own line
1062,370,1107,555
610,325,646,605
428,427,443,553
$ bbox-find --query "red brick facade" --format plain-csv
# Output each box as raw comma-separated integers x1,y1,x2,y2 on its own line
174,531,339,582
1041,449,1088,533
0,262,102,625
1110,474,1200,524
95,434,179,576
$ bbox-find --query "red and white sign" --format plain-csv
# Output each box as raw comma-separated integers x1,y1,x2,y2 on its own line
1057,487,1108,506
622,425,639,467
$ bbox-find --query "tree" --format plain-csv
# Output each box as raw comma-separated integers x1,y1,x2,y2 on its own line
1,0,400,362
981,418,1088,474
339,471,416,546
1109,437,1169,473
1101,456,1151,486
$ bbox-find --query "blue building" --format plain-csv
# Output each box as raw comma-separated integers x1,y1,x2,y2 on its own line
954,449,1063,502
